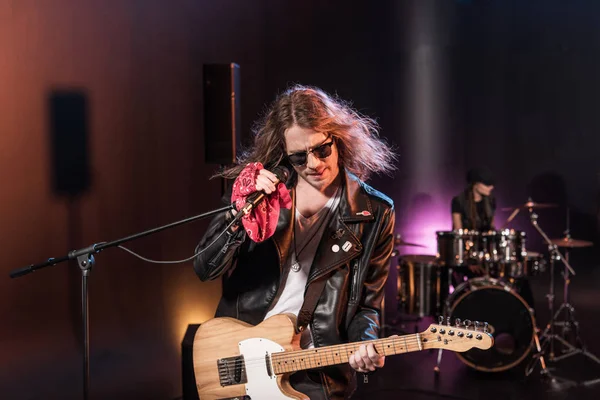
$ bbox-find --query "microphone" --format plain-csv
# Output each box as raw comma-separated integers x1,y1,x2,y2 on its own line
237,165,290,216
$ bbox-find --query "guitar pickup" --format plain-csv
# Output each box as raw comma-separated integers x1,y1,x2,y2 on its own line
217,356,248,387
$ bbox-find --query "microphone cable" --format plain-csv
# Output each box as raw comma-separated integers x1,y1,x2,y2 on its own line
116,211,240,264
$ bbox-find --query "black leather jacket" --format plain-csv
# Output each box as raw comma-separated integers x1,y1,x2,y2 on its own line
193,171,395,399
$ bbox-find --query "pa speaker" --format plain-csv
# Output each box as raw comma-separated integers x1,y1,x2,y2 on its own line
49,90,91,197
203,63,241,165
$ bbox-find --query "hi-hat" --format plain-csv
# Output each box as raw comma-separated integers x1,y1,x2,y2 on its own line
549,237,593,248
500,201,558,211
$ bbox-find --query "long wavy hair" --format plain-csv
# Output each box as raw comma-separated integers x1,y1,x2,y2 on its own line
214,84,397,182
466,185,493,230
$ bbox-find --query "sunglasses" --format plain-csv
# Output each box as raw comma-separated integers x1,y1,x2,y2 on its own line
287,140,334,167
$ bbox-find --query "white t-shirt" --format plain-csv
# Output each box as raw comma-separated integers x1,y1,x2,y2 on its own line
264,188,342,348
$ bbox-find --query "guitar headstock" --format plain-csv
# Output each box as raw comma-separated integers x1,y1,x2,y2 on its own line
419,316,494,352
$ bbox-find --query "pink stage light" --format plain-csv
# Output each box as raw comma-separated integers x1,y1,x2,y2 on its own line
397,197,452,257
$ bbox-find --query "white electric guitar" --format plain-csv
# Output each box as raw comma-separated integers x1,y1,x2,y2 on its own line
192,314,493,399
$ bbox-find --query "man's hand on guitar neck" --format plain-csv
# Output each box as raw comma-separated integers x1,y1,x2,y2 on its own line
348,343,385,373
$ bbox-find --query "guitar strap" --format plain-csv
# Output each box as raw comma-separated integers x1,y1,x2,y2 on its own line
296,276,328,331
295,183,345,331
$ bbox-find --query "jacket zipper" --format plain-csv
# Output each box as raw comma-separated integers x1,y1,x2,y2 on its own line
350,260,360,303
207,230,237,266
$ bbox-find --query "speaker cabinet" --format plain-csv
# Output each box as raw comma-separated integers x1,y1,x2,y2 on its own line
49,90,91,196
203,63,241,165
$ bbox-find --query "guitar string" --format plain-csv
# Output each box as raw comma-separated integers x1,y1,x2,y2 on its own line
213,333,486,372
272,336,421,360
213,336,425,371
215,341,424,375
270,339,423,373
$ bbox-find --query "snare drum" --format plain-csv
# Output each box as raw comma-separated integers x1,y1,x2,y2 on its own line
396,255,448,318
436,230,480,267
496,251,547,279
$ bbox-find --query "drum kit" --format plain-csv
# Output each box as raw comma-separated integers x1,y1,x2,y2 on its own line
394,199,599,386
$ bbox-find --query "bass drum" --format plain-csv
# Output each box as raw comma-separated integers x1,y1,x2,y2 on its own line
446,278,535,372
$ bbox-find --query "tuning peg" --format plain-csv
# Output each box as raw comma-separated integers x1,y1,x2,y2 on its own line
447,317,451,326
475,321,480,331
438,315,444,325
463,319,472,330
484,322,489,333
455,318,461,327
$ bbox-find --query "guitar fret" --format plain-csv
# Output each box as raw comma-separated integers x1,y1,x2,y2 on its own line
272,333,424,375
315,349,322,368
336,351,347,364
379,341,387,357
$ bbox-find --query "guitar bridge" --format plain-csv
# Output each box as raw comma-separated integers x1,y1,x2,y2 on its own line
217,356,248,387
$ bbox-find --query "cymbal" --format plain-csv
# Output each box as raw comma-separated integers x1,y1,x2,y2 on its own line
500,201,558,211
394,237,427,248
549,237,594,248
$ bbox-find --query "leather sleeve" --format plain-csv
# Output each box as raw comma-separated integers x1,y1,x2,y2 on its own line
193,192,248,281
347,205,395,342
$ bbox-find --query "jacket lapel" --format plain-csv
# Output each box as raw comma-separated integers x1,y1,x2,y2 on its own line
307,172,374,283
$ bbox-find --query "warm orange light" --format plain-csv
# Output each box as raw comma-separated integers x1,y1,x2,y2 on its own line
167,275,222,352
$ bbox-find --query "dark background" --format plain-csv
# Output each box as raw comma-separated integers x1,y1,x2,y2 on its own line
1,1,599,399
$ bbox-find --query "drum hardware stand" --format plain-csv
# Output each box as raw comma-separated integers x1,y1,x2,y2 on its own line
524,210,600,387
433,261,485,374
433,315,459,374
433,269,455,374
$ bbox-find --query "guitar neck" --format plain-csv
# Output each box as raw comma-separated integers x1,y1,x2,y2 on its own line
271,333,422,375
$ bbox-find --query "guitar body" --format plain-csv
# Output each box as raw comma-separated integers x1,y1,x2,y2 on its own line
193,314,308,400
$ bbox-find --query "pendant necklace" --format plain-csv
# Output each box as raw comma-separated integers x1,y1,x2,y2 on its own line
290,185,340,272
291,216,327,273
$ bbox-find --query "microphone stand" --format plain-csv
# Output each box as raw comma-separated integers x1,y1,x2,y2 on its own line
9,203,234,400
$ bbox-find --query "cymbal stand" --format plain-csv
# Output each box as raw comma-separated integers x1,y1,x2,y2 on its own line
525,210,568,381
525,210,600,387
551,211,600,385
551,207,580,359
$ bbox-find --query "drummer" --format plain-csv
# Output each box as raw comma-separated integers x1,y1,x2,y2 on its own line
450,167,497,275
451,166,497,231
